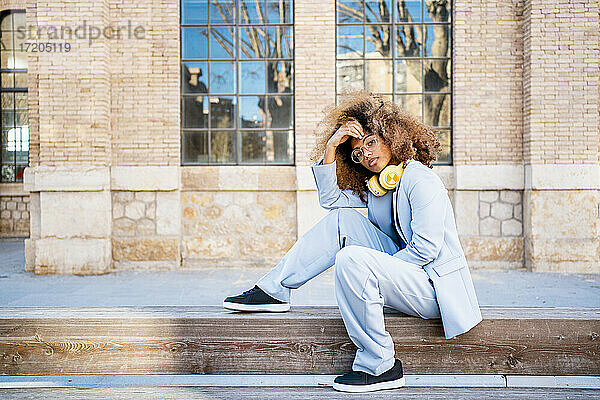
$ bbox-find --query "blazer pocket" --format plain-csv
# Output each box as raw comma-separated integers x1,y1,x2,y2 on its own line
432,255,466,277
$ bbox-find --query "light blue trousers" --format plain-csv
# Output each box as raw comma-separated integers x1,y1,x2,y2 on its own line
256,208,441,376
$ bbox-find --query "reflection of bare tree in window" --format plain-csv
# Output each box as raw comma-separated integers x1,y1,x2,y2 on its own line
211,1,236,57
422,1,449,126
210,0,292,162
338,0,450,127
239,1,265,57
207,2,235,161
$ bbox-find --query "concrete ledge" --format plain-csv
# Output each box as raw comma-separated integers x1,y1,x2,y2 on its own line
296,165,455,191
0,183,27,196
507,375,600,389
111,166,179,191
525,164,600,190
0,374,598,389
0,374,514,389
23,166,109,192
455,165,524,190
182,166,297,191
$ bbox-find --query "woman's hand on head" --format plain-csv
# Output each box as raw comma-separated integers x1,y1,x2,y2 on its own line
327,119,365,149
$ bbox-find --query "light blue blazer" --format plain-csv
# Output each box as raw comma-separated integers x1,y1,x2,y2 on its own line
311,158,483,339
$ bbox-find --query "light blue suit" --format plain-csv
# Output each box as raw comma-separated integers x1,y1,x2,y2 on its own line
257,158,483,375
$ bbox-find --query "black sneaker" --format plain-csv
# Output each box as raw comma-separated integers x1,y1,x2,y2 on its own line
332,359,405,393
223,285,290,312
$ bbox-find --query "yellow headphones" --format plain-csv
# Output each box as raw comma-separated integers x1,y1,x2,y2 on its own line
367,164,405,197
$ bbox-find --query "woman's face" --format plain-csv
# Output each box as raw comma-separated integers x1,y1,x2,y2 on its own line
350,133,393,173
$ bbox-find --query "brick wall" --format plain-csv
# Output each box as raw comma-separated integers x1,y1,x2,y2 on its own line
24,0,597,168
453,0,524,165
0,195,29,237
523,0,599,165
294,0,336,166
26,0,180,167
109,0,180,166
27,0,111,166
0,0,25,10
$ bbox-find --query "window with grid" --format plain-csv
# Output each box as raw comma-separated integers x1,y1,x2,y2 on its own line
0,10,28,182
336,0,451,163
181,0,294,165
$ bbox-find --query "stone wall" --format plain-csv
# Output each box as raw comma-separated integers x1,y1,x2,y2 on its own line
455,190,524,270
181,166,298,269
0,195,29,237
479,191,523,237
181,191,296,269
111,190,181,271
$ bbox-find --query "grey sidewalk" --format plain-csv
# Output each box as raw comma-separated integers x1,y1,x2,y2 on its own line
1,239,599,307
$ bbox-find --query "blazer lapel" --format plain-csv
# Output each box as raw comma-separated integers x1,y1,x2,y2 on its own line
392,180,407,245
392,160,417,245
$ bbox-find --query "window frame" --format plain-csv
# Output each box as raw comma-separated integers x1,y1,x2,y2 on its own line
180,0,296,166
0,9,28,183
335,0,453,165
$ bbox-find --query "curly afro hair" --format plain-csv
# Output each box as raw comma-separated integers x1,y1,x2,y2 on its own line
309,90,442,203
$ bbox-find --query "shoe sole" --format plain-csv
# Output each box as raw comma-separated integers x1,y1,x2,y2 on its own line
332,376,405,393
222,301,290,312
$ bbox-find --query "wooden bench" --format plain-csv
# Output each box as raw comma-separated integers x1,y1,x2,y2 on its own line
1,306,598,375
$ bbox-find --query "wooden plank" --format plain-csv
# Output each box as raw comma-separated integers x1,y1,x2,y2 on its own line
1,306,599,375
1,306,598,319
0,387,597,400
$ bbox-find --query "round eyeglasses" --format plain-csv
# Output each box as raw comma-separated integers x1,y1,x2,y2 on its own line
351,135,378,163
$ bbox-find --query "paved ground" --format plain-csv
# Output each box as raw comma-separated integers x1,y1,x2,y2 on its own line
1,239,599,307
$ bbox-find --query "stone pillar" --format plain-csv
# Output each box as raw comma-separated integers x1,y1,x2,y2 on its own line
23,0,181,274
296,164,327,238
521,0,600,273
24,167,112,274
23,0,113,274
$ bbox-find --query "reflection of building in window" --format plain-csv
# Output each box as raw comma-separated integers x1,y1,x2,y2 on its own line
0,10,28,182
259,62,292,162
336,0,452,163
181,0,294,165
